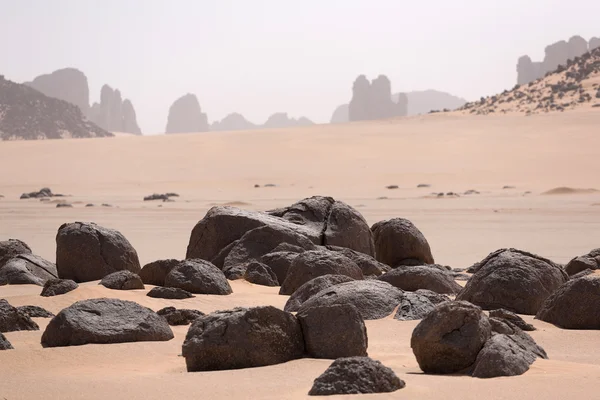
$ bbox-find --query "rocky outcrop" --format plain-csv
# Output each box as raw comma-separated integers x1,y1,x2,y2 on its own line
88,85,141,134
165,94,209,134
348,75,406,121
0,299,39,332
24,68,90,114
1,76,111,140
262,113,313,129
211,113,256,131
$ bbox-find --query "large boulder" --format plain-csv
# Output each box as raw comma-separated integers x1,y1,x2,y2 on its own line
394,290,450,321
371,218,434,267
56,222,141,282
0,254,58,286
378,265,462,294
41,298,174,347
157,307,204,326
0,239,32,267
280,250,364,295
244,261,279,286
0,333,13,350
411,301,492,374
260,251,300,283
284,274,356,312
325,245,390,277
40,278,78,297
456,249,568,315
297,280,404,320
0,299,39,332
564,249,600,276
536,274,600,329
297,304,368,359
139,259,181,286
308,357,405,396
100,270,145,290
164,260,232,295
182,306,304,371
146,286,194,299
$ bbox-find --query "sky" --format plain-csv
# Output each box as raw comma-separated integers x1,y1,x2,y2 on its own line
1,0,599,134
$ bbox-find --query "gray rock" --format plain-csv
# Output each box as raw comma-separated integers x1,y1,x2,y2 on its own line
244,261,279,286
284,274,356,312
0,253,58,286
157,307,204,325
182,306,304,371
371,218,434,267
379,264,462,294
0,239,32,267
41,298,174,347
308,356,405,395
260,251,301,284
325,245,391,277
16,305,54,318
165,259,232,295
40,278,78,297
0,332,13,350
139,259,181,286
100,270,145,290
564,248,600,276
411,301,492,374
146,286,194,299
280,249,363,295
394,290,451,321
222,263,248,280
56,222,141,282
489,309,535,331
0,299,39,332
298,304,368,359
457,249,568,315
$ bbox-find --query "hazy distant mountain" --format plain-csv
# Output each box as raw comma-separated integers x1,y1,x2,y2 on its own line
263,112,313,129
211,112,256,131
1,75,111,140
165,93,209,134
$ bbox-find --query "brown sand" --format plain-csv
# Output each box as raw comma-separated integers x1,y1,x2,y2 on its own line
2,109,600,399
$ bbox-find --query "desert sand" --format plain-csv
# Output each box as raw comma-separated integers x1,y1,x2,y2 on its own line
2,109,600,399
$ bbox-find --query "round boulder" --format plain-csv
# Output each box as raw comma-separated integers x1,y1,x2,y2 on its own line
100,270,145,290
0,239,32,267
564,248,600,276
371,218,434,267
146,286,194,299
411,301,492,374
284,274,356,312
40,278,78,297
139,259,181,286
165,259,232,295
56,222,141,282
157,307,204,326
378,264,462,294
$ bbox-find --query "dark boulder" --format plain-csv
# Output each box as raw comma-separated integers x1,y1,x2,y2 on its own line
222,263,248,280
17,305,54,318
564,248,600,276
280,249,363,295
260,251,301,283
0,333,13,350
371,218,434,267
139,259,181,286
157,307,204,325
146,286,194,299
56,222,141,282
536,274,600,329
182,306,304,371
411,301,492,374
244,261,279,286
379,264,462,294
40,278,78,297
0,239,32,267
456,249,568,314
100,270,145,290
308,356,405,395
284,274,356,312
0,254,58,286
490,309,535,331
325,245,390,277
394,290,451,321
164,259,232,295
298,304,368,359
466,248,559,273
41,298,174,347
297,280,404,320
0,299,39,332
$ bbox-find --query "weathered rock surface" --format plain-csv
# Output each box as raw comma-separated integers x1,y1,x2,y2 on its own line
139,259,181,286
88,84,141,134
325,245,390,277
411,301,492,374
371,218,434,267
394,290,451,321
490,309,535,331
0,332,13,350
157,307,204,326
260,251,300,284
308,357,405,395
280,249,364,295
457,249,567,314
41,298,173,347
100,270,145,290
146,286,194,299
40,278,79,297
0,239,32,266
244,261,279,286
182,306,304,371
164,259,232,295
536,274,600,329
284,274,356,312
16,305,54,318
298,304,368,359
0,299,39,332
24,68,90,115
565,248,600,276
56,222,141,282
165,93,209,134
379,264,462,294
0,253,58,286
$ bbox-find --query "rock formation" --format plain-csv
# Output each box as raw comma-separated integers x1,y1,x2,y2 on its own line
24,68,90,115
211,113,256,131
330,104,349,123
348,75,406,121
165,93,209,134
88,85,141,134
591,37,600,51
262,112,313,129
0,76,111,140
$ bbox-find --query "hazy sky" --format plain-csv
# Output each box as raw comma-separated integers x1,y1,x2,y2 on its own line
2,0,599,133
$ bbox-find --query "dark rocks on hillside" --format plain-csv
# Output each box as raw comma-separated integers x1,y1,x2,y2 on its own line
24,68,90,115
308,357,405,396
379,264,462,294
457,248,567,315
0,333,13,350
182,306,304,371
157,307,204,326
0,253,58,286
348,75,406,122
371,218,434,267
0,75,111,140
16,305,54,318
536,274,600,329
41,298,174,347
0,299,40,332
284,274,356,312
244,261,279,286
280,249,364,295
490,309,535,331
298,304,368,359
164,259,232,295
56,222,141,282
394,290,451,321
100,270,145,290
411,301,492,374
564,248,600,276
165,93,209,134
40,278,79,297
146,286,194,299
139,259,181,286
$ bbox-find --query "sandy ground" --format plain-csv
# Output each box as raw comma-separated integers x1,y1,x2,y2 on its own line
1,109,600,399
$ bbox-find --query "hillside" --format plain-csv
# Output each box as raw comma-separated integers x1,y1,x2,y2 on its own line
0,75,112,140
460,47,600,115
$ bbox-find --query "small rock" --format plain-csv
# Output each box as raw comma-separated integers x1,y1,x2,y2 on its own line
157,307,204,325
417,184,431,188
244,261,279,286
0,299,39,332
146,286,194,299
40,278,78,297
0,333,13,350
56,203,73,208
385,185,399,189
100,270,145,290
16,305,54,318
